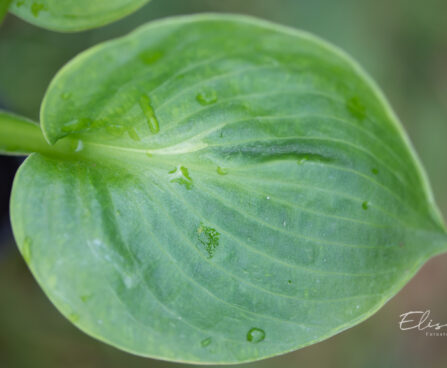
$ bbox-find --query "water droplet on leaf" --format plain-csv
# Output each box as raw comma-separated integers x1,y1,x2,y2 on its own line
169,166,193,190
247,328,265,343
127,127,140,141
216,167,228,175
196,90,218,105
139,95,160,134
106,124,126,137
75,140,84,152
123,274,135,289
62,118,92,133
296,153,332,165
31,2,45,17
197,223,220,258
201,337,212,347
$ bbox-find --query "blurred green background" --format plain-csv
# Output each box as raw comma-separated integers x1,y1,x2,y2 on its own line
0,0,446,367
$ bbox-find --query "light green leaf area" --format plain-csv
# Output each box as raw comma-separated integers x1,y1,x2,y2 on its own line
11,15,447,364
9,0,150,32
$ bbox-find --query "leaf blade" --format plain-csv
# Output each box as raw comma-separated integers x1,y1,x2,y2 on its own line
11,14,447,363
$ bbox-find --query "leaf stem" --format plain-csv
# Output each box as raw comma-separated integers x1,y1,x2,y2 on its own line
0,0,12,25
0,110,74,157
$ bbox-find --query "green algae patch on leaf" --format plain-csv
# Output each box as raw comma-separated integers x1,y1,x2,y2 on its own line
10,14,447,364
10,0,150,32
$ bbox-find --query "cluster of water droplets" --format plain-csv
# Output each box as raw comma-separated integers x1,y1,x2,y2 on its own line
59,91,160,141
168,165,193,190
15,1,46,17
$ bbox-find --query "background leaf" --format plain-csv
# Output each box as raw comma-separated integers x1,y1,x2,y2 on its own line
10,14,447,363
9,0,151,32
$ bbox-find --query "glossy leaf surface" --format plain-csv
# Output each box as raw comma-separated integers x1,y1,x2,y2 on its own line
10,14,447,363
10,0,150,32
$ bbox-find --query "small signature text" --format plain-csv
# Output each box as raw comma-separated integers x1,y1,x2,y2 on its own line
399,310,447,336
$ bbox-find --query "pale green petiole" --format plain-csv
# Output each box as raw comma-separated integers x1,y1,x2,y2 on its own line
0,110,75,157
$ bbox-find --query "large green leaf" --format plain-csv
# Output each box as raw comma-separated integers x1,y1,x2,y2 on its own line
9,14,447,364
9,0,150,32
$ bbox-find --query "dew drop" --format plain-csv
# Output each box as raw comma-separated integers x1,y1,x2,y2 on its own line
127,127,141,141
296,153,332,165
75,140,84,152
106,124,126,137
31,2,45,17
60,92,72,100
169,165,193,190
201,337,212,347
197,223,220,258
246,328,265,343
362,201,369,210
216,166,228,175
123,274,135,289
139,95,160,134
287,280,292,285
346,96,366,121
266,196,270,200
61,117,92,133
283,220,287,227
22,236,32,264
196,90,218,106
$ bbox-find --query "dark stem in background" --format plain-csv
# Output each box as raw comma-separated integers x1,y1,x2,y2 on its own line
0,156,21,257
0,0,12,25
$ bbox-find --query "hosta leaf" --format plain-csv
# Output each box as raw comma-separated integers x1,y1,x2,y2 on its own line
10,14,447,363
9,0,150,32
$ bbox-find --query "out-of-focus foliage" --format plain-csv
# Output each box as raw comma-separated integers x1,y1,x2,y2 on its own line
0,0,446,367
9,0,151,32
